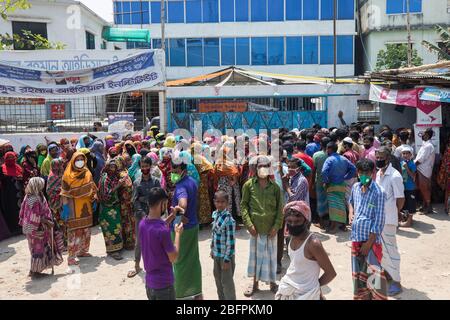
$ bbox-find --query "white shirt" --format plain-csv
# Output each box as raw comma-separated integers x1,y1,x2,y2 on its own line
376,164,405,227
415,140,435,178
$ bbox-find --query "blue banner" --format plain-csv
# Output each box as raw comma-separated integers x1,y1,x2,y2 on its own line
420,87,450,103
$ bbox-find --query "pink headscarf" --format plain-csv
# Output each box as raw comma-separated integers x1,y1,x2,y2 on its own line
147,151,159,164
283,201,311,222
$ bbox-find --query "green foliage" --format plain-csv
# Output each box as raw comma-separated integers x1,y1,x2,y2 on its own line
0,0,31,20
0,30,66,50
422,25,450,61
375,43,423,70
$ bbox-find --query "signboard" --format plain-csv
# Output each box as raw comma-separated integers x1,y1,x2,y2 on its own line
46,101,71,120
0,50,165,98
416,105,442,127
413,124,440,155
420,87,450,103
108,112,135,133
198,100,247,113
0,97,45,105
0,49,143,71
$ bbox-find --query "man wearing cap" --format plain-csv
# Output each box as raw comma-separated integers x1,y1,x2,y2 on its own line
275,201,336,300
414,128,435,214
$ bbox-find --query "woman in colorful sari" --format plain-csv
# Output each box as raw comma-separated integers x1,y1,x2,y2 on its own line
147,152,165,189
214,146,242,222
177,150,200,185
17,145,30,165
59,138,72,162
438,137,450,214
108,146,119,160
192,143,214,227
46,158,66,248
22,147,39,191
98,159,124,260
115,156,135,250
0,152,24,236
123,140,137,157
160,147,175,196
36,143,47,170
128,154,142,183
19,177,64,278
60,151,97,266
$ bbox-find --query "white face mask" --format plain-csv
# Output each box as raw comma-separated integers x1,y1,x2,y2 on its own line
75,160,85,169
258,167,270,179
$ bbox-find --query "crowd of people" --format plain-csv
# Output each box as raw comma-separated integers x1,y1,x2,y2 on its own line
0,121,449,300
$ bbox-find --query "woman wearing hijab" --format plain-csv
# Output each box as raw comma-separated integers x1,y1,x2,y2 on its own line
40,143,60,177
90,141,106,185
0,152,24,236
147,152,165,189
19,177,64,278
61,152,97,266
36,143,47,170
108,146,119,160
98,159,124,260
123,140,137,157
214,146,242,221
46,158,66,248
192,143,215,226
17,145,30,165
76,135,93,150
22,147,39,191
115,156,135,250
78,148,97,178
128,154,142,183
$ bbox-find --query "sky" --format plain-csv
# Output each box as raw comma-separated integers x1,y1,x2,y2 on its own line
79,0,113,23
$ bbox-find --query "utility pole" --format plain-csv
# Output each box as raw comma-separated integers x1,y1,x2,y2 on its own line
160,0,167,133
333,0,337,83
406,0,412,67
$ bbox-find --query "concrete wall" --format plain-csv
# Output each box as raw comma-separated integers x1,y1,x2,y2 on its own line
379,103,416,130
0,0,116,50
360,0,450,72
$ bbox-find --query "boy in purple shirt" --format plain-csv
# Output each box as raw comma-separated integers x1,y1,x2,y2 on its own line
139,187,183,300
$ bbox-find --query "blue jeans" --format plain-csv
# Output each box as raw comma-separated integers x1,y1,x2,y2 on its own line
146,285,176,300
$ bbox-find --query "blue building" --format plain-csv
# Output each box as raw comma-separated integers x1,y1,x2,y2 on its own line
113,0,357,80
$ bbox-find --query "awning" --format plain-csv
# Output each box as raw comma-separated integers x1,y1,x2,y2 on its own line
102,27,150,43
420,87,450,103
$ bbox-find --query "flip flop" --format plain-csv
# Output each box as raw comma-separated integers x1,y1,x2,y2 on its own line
243,284,259,297
127,268,142,278
68,258,79,266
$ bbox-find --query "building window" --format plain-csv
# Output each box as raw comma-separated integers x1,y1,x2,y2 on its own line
187,38,203,66
203,0,219,22
114,1,123,24
12,21,48,50
268,0,284,21
357,100,379,124
251,37,267,65
86,31,95,50
168,1,184,23
320,36,333,64
170,38,186,66
286,36,302,64
321,0,333,20
236,37,250,65
131,1,142,24
152,38,170,63
303,36,318,64
268,37,284,65
220,0,234,22
337,35,353,64
286,0,302,20
122,1,131,24
204,38,220,65
101,41,107,49
126,41,151,49
221,38,235,65
338,0,354,19
236,0,249,21
251,0,267,22
386,0,422,14
151,1,167,23
303,0,319,20
186,0,202,22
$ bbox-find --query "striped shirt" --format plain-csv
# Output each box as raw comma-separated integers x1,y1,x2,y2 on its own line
349,181,386,243
211,210,236,262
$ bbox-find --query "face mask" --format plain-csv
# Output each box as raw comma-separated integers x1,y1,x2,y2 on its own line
171,172,182,184
287,223,307,237
364,145,371,150
141,168,151,176
359,175,371,186
288,168,299,177
257,167,270,179
5,158,15,166
41,151,47,155
376,159,386,169
75,160,85,169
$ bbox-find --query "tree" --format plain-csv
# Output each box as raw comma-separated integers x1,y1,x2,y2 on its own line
375,43,423,71
422,25,450,61
0,0,31,20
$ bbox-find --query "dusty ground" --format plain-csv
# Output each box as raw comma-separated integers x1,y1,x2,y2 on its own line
1,204,449,300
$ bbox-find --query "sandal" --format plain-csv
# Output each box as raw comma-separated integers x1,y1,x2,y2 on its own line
243,283,259,297
109,252,123,261
68,258,79,266
127,268,142,278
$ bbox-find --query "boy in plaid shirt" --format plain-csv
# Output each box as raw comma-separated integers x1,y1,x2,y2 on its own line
211,190,236,300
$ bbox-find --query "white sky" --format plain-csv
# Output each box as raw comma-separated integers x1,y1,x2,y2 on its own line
78,0,113,23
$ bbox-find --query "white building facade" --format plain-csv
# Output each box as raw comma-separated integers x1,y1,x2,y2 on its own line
359,0,450,72
0,0,116,50
113,0,357,79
